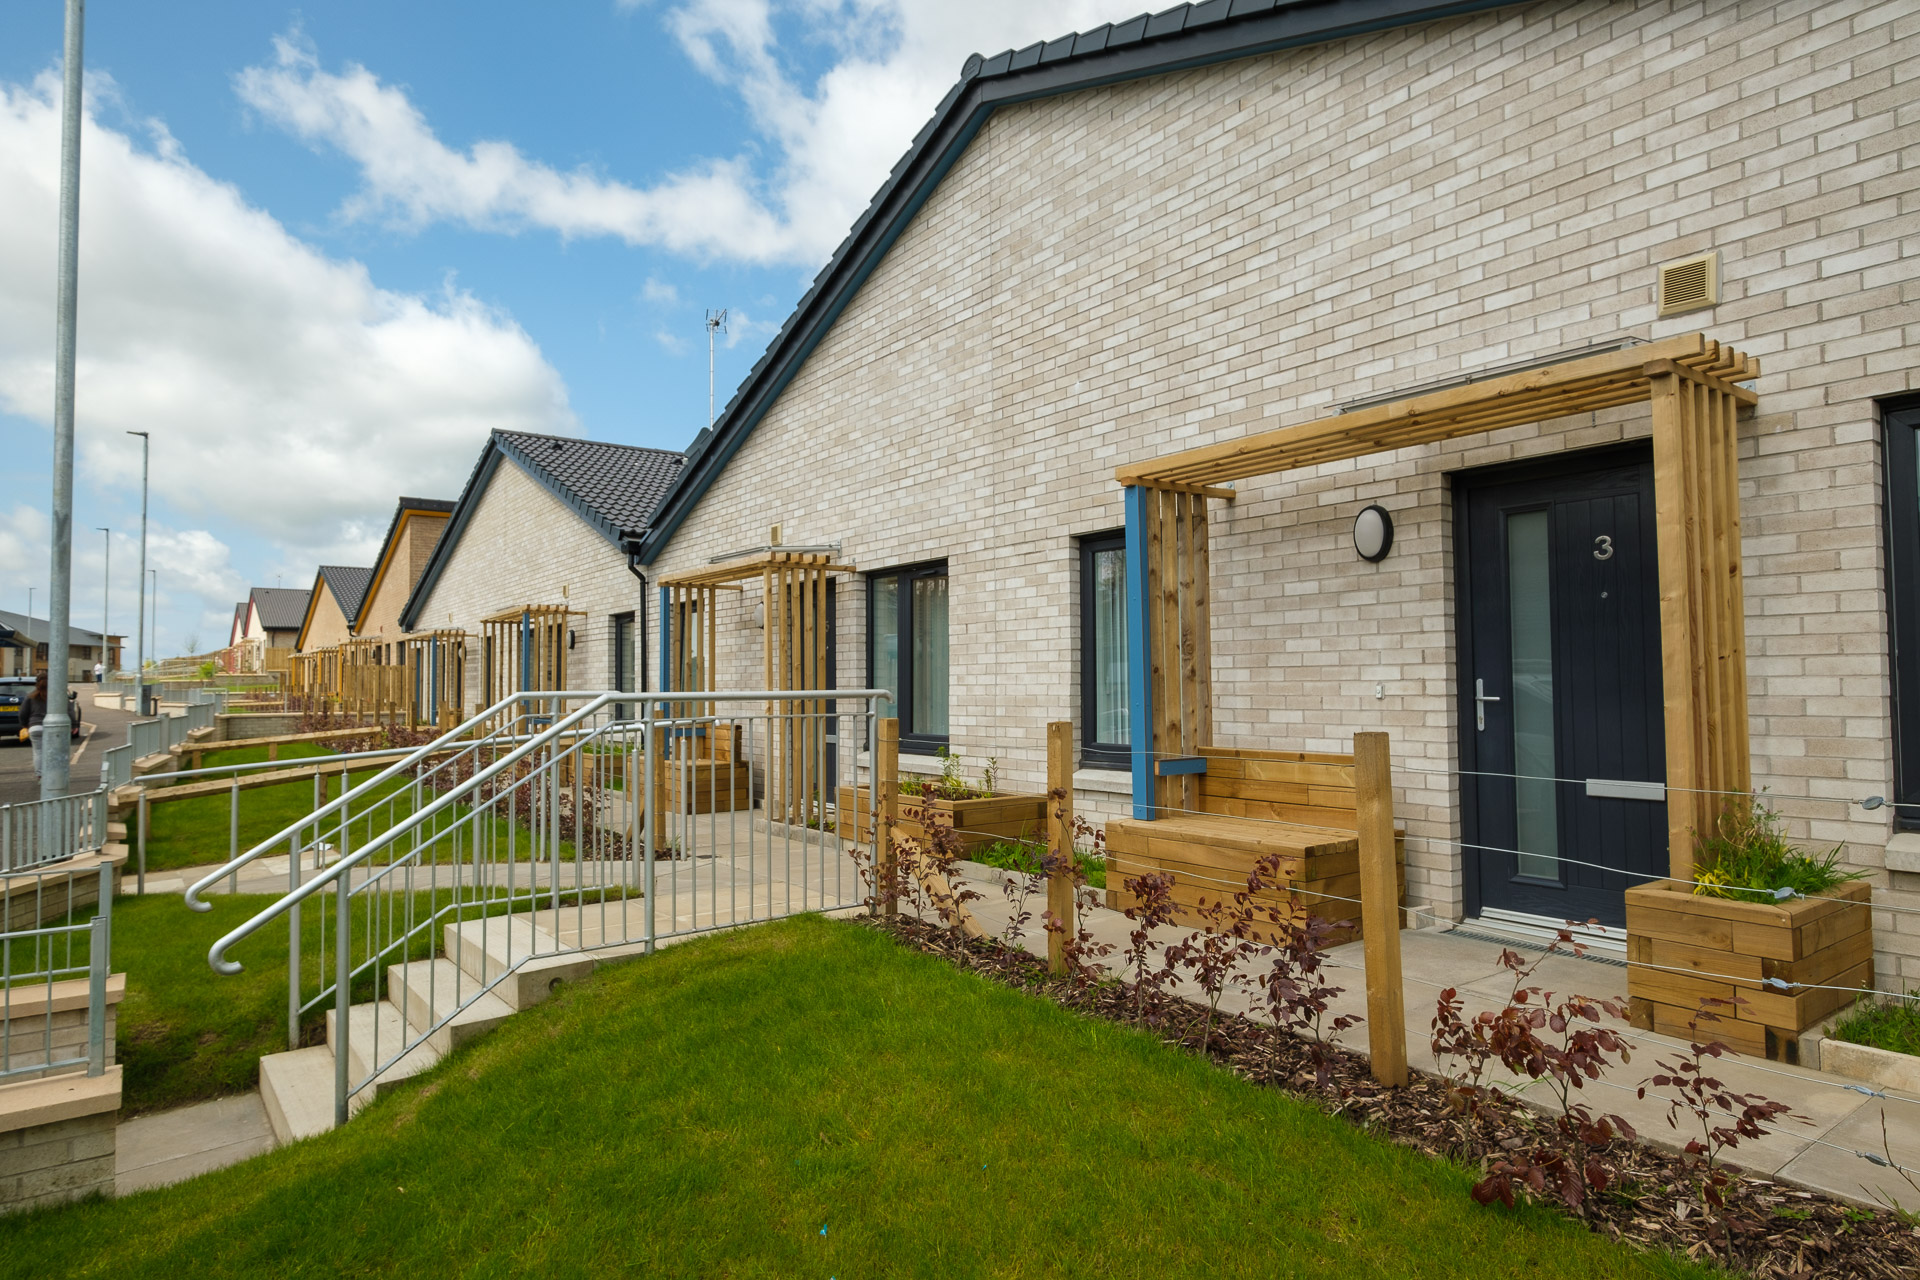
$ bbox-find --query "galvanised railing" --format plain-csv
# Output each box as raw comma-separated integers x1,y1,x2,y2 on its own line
127,717,166,761
100,741,131,790
0,789,108,872
195,689,884,1126
0,863,112,1080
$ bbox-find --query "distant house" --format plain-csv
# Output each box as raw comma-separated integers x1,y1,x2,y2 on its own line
230,587,310,672
0,611,123,680
349,497,456,660
401,430,682,712
295,566,374,654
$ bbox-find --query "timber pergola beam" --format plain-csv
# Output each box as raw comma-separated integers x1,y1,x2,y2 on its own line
656,549,854,825
1116,333,1760,876
1116,335,1757,488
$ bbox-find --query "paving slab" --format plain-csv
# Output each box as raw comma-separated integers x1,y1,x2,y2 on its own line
115,1092,273,1195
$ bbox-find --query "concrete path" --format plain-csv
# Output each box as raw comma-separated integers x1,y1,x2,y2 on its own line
948,861,1920,1214
115,1092,274,1195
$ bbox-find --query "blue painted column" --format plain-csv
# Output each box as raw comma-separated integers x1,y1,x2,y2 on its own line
1124,486,1154,820
656,585,672,714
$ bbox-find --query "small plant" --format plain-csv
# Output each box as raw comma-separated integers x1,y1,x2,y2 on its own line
1466,929,1638,1217
1692,798,1866,902
1259,906,1361,1089
1638,996,1795,1242
1160,854,1274,1056
1120,870,1180,1026
1828,989,1920,1058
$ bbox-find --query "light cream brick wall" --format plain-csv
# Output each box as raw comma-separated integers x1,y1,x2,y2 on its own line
414,460,643,705
646,0,1920,982
298,579,354,653
0,1112,114,1214
357,513,451,645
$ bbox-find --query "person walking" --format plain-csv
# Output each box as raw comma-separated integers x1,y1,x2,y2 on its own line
92,659,103,682
24,673,49,781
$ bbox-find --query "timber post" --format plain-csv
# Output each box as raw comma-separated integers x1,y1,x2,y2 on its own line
878,717,899,917
1354,730,1407,1088
1046,720,1074,975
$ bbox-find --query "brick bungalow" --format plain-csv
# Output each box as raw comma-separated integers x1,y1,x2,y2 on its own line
294,565,373,655
402,430,684,709
349,497,456,660
629,0,1918,989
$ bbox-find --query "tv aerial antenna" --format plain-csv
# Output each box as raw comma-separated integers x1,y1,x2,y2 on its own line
705,309,728,426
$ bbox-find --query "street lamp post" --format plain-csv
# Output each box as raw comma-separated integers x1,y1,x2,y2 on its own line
128,430,148,712
41,0,85,799
95,526,108,679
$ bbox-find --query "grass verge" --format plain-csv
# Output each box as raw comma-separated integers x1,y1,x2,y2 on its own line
6,915,1709,1279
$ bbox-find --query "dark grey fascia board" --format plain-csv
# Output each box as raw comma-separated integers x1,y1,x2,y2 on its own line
635,0,1522,563
399,445,506,632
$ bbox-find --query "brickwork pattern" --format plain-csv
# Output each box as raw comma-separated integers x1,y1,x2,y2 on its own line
0,1112,113,1214
413,460,645,702
645,0,1919,981
298,579,354,653
357,513,452,645
0,1007,118,1078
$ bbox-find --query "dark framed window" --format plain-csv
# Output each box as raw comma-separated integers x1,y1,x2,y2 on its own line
1080,531,1131,768
611,612,637,719
868,560,948,753
1883,396,1920,829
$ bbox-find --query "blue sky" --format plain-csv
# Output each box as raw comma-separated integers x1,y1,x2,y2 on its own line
0,1,1127,657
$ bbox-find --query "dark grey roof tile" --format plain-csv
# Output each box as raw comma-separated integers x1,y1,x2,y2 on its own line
317,565,375,620
250,587,312,631
1110,13,1151,44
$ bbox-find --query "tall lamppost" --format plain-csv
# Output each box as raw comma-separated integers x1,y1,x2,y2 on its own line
40,0,84,797
95,525,108,679
128,430,148,711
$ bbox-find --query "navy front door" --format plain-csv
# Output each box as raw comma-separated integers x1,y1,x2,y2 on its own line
1457,444,1667,928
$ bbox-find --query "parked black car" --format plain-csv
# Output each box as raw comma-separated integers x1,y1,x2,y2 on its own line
0,676,83,742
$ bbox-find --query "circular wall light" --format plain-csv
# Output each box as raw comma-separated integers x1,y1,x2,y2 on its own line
1353,504,1394,563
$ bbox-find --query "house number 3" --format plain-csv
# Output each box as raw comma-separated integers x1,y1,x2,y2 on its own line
1593,535,1614,561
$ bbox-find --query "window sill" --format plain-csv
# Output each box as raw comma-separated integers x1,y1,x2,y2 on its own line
1072,768,1133,799
1885,831,1920,875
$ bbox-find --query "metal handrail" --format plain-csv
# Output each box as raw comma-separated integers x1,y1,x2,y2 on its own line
0,788,108,871
202,693,627,971
202,688,881,974
0,864,113,1079
183,693,584,912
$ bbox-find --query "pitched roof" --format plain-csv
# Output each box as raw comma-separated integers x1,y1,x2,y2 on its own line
0,610,112,646
317,565,375,621
249,587,311,632
351,497,457,630
400,431,685,630
634,0,1508,562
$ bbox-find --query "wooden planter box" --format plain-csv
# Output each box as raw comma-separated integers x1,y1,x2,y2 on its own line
1625,878,1873,1063
835,786,1047,855
667,760,754,814
1105,813,1402,945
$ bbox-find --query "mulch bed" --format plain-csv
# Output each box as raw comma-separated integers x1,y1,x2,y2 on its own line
869,914,1920,1279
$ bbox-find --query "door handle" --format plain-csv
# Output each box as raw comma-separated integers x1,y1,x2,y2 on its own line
1474,678,1500,732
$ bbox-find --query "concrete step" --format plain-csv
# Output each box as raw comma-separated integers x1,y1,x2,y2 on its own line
258,1046,336,1145
444,916,594,1010
386,959,515,1054
325,1003,442,1112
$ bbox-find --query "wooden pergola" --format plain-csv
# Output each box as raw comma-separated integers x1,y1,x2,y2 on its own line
657,550,853,825
1116,334,1758,877
480,605,583,723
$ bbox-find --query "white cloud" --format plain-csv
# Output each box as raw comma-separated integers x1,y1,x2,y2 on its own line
653,329,690,356
238,3,1130,267
0,71,576,561
640,276,680,306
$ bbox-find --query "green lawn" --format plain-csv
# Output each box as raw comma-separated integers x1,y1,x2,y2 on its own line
111,893,329,1115
5,917,1710,1279
111,886,628,1115
140,767,583,873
